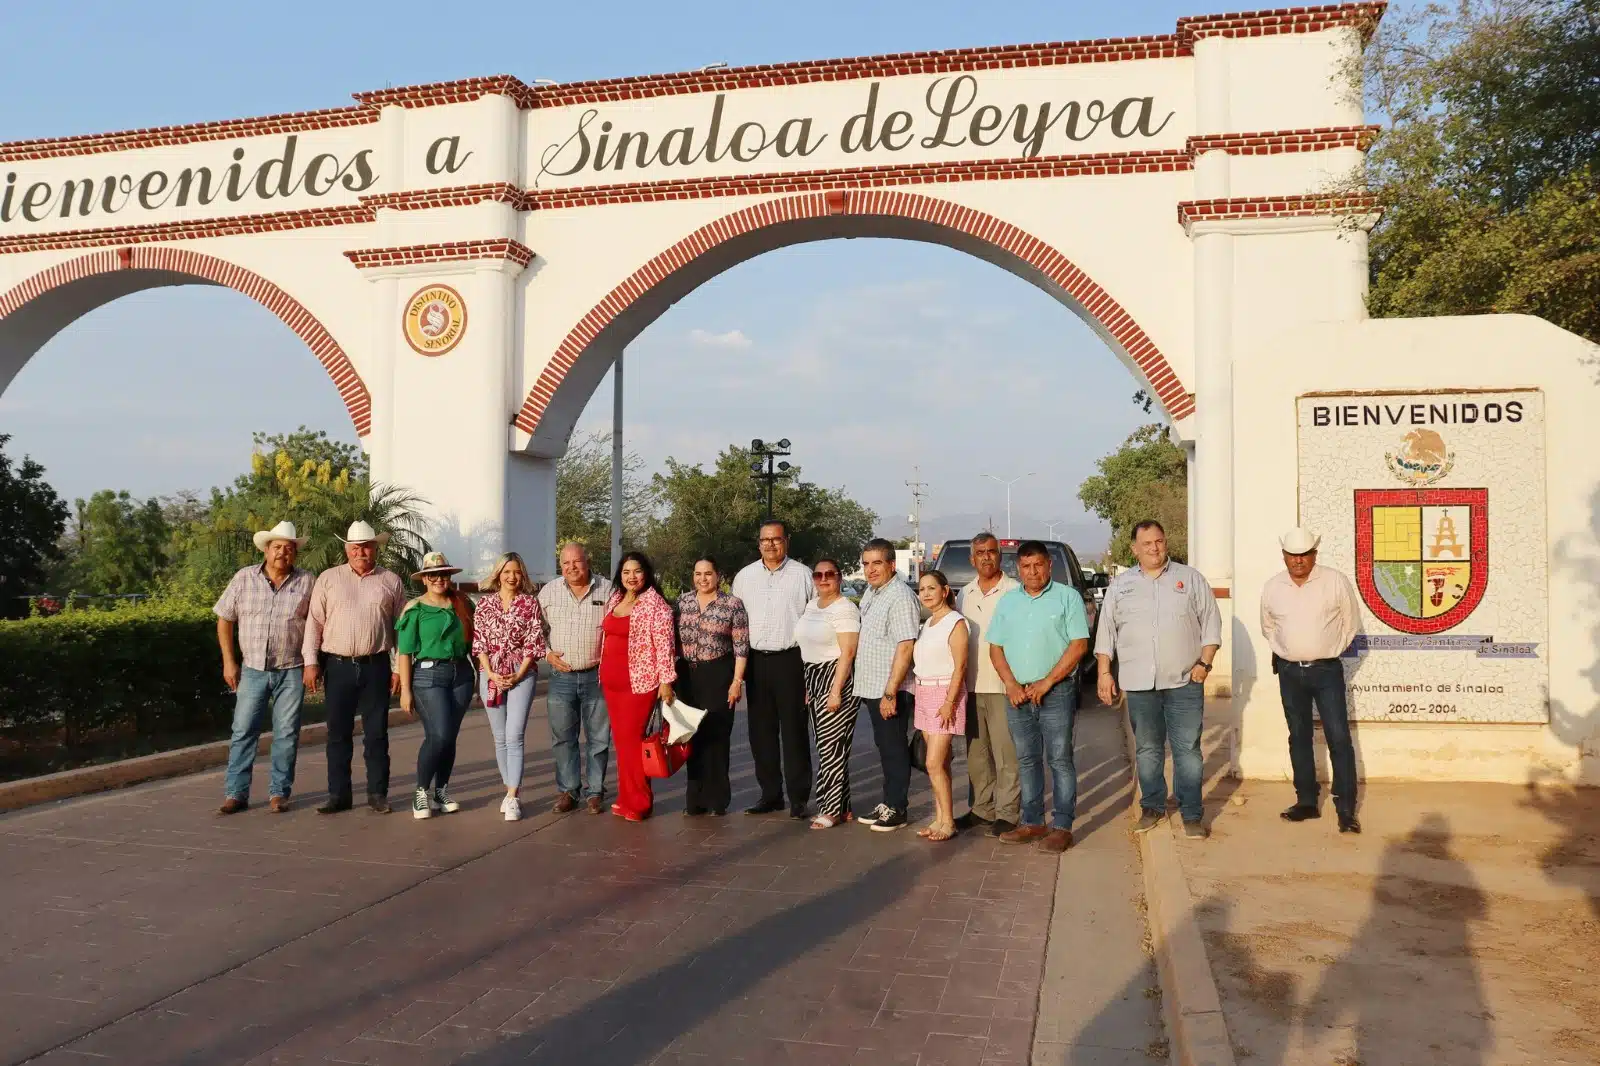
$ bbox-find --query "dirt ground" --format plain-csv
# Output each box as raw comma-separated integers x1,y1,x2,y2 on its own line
1177,766,1600,1066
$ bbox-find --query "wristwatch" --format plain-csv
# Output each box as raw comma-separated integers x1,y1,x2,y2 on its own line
1194,661,1213,674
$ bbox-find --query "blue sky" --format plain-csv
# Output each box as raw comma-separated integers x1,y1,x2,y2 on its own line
0,0,1212,549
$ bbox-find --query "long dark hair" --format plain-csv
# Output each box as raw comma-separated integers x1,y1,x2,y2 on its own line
613,550,663,598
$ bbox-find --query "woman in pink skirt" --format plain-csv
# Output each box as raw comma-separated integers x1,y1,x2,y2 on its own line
912,570,970,841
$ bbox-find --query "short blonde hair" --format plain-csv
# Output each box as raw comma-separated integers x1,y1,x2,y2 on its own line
482,552,536,595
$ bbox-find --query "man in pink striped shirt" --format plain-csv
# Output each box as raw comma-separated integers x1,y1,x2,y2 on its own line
302,521,407,814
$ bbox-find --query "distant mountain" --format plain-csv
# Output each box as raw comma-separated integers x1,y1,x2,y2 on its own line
882,511,1110,559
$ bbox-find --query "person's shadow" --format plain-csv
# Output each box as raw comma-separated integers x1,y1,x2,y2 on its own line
1299,814,1489,1064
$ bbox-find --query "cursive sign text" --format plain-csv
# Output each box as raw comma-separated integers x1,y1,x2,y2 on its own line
537,75,1175,184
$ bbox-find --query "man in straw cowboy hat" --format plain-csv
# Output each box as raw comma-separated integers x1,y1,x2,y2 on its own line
1260,526,1364,834
214,521,315,815
302,520,408,814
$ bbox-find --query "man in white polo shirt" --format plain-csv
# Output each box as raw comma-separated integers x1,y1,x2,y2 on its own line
731,518,814,816
955,532,1021,836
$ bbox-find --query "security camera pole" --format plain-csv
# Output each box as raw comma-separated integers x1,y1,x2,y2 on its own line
750,438,793,520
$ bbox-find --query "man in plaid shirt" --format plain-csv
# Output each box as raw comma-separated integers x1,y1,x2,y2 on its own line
214,521,315,815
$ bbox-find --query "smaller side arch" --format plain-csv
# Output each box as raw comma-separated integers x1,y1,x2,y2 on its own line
513,189,1193,442
0,246,372,435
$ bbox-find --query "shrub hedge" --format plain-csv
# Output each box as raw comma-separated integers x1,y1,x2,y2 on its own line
0,601,229,743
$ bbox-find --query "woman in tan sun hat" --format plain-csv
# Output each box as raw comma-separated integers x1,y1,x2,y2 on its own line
396,551,477,820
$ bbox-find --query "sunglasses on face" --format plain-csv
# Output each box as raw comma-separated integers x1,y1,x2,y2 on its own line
812,570,839,580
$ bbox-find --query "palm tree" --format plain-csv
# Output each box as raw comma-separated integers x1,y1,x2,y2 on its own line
298,480,432,579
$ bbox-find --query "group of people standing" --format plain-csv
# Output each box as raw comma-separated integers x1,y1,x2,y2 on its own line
677,521,1093,850
215,511,1365,842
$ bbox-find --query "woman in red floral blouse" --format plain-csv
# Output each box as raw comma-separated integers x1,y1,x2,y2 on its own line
472,552,548,822
600,551,676,821
675,556,750,816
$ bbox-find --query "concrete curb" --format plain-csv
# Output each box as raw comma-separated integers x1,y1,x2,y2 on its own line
1117,708,1238,1066
0,709,410,813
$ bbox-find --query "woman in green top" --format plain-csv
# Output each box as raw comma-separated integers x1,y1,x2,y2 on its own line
397,552,476,820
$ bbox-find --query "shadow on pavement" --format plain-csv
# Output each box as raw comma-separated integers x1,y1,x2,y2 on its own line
1203,814,1491,1064
1301,814,1488,1065
453,855,920,1065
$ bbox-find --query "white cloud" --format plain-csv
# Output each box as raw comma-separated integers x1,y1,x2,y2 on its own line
687,328,753,350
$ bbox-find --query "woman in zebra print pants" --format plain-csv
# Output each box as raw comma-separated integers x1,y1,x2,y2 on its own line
792,559,861,829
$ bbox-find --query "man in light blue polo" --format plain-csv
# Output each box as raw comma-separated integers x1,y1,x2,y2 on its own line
986,540,1091,853
1095,520,1221,840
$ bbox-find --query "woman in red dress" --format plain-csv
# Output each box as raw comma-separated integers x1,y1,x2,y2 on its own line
599,551,677,821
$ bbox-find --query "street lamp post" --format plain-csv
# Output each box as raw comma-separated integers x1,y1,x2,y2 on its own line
981,471,1035,539
750,438,793,519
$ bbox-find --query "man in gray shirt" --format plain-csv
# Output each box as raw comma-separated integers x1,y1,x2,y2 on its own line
1095,520,1221,838
853,538,921,832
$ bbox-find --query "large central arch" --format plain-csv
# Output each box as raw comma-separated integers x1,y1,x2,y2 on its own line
513,188,1192,457
0,246,371,436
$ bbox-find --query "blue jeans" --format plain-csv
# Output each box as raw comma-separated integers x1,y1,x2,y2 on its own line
1006,682,1078,830
413,658,474,791
482,672,537,790
1125,683,1205,822
1277,659,1359,816
224,667,304,801
547,667,611,798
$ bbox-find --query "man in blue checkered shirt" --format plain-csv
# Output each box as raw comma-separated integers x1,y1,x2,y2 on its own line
853,538,921,832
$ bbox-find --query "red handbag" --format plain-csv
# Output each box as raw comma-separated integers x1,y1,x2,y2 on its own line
641,726,690,778
640,704,690,778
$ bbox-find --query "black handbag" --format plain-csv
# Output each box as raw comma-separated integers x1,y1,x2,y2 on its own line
909,729,929,775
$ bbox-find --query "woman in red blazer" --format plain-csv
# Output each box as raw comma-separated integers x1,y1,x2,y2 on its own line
599,551,677,820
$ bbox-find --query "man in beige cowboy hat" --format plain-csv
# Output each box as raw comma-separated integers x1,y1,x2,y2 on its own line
302,520,407,814
1260,526,1364,834
214,521,315,815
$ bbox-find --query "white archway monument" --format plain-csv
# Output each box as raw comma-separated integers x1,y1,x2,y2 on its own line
5,2,1598,785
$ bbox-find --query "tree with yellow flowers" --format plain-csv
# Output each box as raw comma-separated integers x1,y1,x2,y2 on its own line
162,427,430,598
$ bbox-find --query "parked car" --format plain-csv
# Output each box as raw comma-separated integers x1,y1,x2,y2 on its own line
925,538,1099,689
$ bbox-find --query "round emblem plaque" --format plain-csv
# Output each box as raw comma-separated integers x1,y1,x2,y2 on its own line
402,284,467,356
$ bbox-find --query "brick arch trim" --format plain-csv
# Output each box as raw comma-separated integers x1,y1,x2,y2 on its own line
513,190,1192,436
0,247,372,435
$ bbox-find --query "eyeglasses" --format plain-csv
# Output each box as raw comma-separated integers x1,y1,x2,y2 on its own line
759,537,785,545
812,570,839,580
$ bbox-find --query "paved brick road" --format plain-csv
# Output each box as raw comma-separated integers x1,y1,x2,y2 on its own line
1,698,1159,1066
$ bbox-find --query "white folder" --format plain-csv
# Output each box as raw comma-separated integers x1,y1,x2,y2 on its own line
661,699,708,744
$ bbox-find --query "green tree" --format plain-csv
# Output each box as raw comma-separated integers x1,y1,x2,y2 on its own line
162,430,427,600
1363,0,1600,341
68,490,171,595
0,435,69,618
1077,424,1188,567
646,444,876,591
554,429,652,577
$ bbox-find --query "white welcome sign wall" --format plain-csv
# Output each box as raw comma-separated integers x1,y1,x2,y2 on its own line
3,3,1596,783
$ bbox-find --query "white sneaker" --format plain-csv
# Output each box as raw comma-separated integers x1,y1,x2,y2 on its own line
412,788,432,820
504,797,521,822
433,785,460,814
858,803,891,827
499,794,512,815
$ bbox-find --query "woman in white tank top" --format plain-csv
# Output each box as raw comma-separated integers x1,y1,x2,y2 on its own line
912,570,970,841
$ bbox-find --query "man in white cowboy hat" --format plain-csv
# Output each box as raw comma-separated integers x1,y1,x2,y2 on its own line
1260,526,1364,834
302,520,408,814
213,520,315,815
